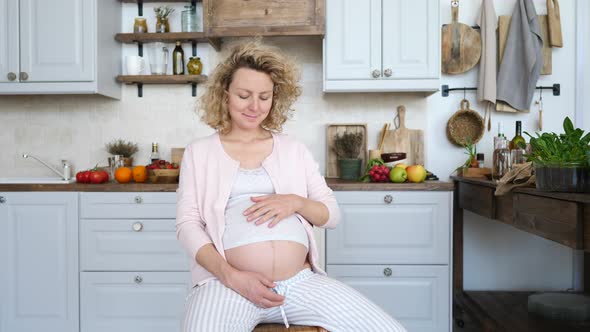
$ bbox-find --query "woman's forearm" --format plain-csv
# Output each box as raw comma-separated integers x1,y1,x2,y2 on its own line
195,244,236,286
294,195,329,227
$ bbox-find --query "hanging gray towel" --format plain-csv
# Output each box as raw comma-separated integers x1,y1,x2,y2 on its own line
496,0,543,110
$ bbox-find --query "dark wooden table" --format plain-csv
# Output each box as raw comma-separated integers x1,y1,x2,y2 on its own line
452,176,590,331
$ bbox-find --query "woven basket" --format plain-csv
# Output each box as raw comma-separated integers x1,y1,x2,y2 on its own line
446,99,484,146
147,169,179,183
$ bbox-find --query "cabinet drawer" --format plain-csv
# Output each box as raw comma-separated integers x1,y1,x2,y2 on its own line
80,271,191,332
80,192,176,219
329,191,451,264
327,264,450,332
80,219,188,271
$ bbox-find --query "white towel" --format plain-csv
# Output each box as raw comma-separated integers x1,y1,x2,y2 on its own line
476,0,497,105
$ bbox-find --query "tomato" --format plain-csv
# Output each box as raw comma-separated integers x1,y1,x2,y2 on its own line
78,170,91,183
76,171,86,183
89,170,109,184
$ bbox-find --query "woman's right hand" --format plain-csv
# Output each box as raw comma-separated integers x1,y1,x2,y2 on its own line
225,269,285,308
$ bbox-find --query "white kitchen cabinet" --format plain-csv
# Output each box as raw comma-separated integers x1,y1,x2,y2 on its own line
323,0,440,92
0,192,79,332
80,272,190,332
79,192,190,332
0,0,121,98
327,191,452,332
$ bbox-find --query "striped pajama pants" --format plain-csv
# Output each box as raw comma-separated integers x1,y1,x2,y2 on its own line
182,269,407,332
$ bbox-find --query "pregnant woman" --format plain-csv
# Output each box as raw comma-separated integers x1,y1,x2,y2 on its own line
176,40,406,332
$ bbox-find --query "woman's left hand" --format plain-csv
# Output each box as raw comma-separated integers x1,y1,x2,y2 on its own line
244,194,303,228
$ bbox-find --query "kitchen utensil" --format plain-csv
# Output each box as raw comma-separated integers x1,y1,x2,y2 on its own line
381,106,424,166
447,99,484,146
547,0,563,47
148,42,169,75
441,1,482,74
499,15,551,75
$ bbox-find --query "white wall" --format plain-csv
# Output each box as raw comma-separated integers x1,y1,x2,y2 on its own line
0,0,583,291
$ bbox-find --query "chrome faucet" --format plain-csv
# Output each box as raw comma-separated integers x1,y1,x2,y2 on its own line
22,154,71,181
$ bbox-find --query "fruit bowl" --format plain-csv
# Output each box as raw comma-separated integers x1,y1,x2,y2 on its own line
147,169,180,183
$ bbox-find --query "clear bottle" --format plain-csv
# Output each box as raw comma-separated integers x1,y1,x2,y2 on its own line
509,121,526,150
150,143,160,163
477,153,484,168
492,138,511,180
172,41,185,75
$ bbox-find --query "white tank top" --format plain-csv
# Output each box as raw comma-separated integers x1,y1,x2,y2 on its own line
222,167,309,250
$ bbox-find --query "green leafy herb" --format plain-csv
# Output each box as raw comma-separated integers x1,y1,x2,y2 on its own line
525,117,590,167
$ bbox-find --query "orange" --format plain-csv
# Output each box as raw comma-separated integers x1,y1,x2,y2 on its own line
132,165,147,183
114,167,132,184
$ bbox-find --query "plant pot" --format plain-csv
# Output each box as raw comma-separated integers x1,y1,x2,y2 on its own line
534,162,590,193
338,158,362,180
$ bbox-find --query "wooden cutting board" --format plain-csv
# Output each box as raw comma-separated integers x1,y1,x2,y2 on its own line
441,1,482,74
380,106,424,166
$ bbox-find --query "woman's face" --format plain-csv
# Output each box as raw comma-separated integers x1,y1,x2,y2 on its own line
226,68,274,132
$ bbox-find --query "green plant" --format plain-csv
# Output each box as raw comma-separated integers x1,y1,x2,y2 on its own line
154,6,174,19
456,139,477,172
105,139,139,158
525,117,590,166
333,132,363,159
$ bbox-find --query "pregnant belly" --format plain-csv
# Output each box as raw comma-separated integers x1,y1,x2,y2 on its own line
225,241,310,281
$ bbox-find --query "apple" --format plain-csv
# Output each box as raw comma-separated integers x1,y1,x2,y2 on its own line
406,165,427,183
389,167,407,183
395,163,408,169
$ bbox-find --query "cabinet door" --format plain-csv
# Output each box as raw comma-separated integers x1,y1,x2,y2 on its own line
327,265,450,332
328,191,451,265
0,0,19,83
80,192,177,219
382,0,439,79
0,192,79,332
19,0,94,82
324,0,381,80
81,272,191,332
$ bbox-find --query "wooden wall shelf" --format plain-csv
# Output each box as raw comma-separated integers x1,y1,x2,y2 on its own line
116,75,207,84
115,33,221,51
120,0,201,3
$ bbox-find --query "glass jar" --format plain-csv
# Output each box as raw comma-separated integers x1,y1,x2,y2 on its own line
187,57,203,75
181,6,198,32
492,138,511,180
156,17,170,33
133,17,148,33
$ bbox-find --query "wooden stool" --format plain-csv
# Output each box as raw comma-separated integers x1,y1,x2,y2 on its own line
253,323,328,332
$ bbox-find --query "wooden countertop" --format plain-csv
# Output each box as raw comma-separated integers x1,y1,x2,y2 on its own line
451,176,590,204
0,179,454,192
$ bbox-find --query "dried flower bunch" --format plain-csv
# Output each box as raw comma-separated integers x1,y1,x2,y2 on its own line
333,132,363,159
105,139,139,158
154,6,175,19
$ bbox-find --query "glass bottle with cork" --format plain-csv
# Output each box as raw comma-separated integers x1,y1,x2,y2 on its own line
172,41,185,75
492,122,511,180
510,121,527,167
150,143,160,163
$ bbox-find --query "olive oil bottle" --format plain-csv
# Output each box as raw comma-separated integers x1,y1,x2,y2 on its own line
172,41,185,75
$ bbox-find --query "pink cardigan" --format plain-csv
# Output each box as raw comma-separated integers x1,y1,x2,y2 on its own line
176,132,341,287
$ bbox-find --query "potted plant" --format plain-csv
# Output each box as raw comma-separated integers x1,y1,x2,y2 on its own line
105,139,139,167
525,117,590,192
333,131,364,180
154,6,174,33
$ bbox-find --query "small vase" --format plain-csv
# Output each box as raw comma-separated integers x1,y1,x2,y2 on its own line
338,158,362,180
156,17,170,33
187,57,203,75
122,157,134,167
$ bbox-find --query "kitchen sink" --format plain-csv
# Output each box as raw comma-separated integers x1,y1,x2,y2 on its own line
0,177,76,184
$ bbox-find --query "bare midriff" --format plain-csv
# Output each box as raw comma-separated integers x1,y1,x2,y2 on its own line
225,241,311,281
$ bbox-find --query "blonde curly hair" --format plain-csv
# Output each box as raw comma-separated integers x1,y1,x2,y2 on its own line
199,40,302,134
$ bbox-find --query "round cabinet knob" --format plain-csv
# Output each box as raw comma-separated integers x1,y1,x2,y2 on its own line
0,196,6,203
19,72,28,81
383,68,393,77
134,275,143,284
132,222,143,232
383,195,393,204
383,267,392,277
134,196,143,204
371,69,381,78
7,72,16,81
